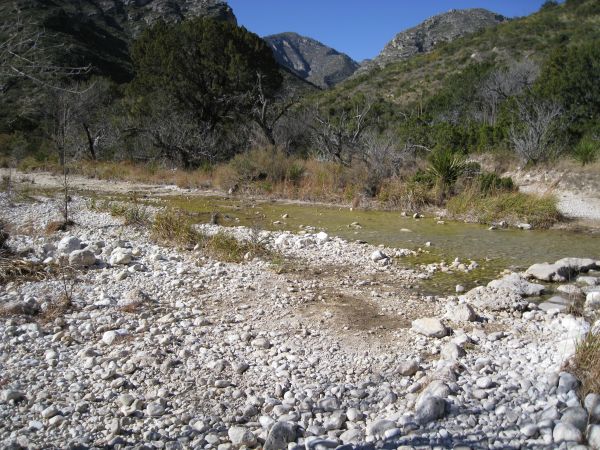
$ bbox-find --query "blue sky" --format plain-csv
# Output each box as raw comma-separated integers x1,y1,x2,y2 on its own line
227,1,549,62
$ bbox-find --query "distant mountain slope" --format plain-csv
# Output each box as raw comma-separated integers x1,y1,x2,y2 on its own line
264,32,359,89
322,1,600,109
3,0,236,82
357,8,507,75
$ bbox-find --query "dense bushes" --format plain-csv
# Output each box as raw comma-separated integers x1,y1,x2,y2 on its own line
536,41,600,137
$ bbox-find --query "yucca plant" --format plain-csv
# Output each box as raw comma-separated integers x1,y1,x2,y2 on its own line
427,148,467,198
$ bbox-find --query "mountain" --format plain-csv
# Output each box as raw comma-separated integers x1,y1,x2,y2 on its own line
3,0,237,82
319,1,600,111
264,32,359,89
357,8,507,75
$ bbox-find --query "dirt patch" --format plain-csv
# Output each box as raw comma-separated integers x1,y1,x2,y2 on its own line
300,291,409,335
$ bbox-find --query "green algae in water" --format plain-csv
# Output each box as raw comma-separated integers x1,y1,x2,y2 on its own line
160,194,599,295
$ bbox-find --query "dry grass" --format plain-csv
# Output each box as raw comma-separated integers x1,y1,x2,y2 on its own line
0,257,48,285
570,332,600,398
150,209,274,262
204,231,273,263
37,295,73,324
151,210,202,248
446,189,562,228
377,179,435,212
120,302,143,314
45,220,75,234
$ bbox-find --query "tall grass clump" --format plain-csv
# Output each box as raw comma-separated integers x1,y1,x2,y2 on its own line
377,179,433,211
572,136,599,166
570,333,600,398
204,231,272,263
151,210,202,248
447,190,561,228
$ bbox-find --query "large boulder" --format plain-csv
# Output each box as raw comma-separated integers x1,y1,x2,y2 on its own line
415,395,448,424
366,419,396,439
487,273,544,297
110,248,133,265
460,286,527,312
553,422,583,444
538,296,572,313
411,318,449,338
525,263,569,282
57,236,81,255
555,257,598,273
588,425,600,449
68,249,96,267
586,291,600,310
444,303,478,322
263,422,298,450
526,258,598,282
228,426,257,447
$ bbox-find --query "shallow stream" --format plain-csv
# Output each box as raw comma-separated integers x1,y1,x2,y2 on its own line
162,195,600,295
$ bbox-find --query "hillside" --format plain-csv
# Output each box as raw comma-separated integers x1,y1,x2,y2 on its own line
2,0,236,82
356,8,506,76
264,32,359,89
323,1,600,109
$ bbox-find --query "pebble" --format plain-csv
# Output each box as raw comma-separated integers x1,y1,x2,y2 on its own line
0,192,597,450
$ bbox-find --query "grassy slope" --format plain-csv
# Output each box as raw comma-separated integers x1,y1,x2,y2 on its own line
317,1,600,108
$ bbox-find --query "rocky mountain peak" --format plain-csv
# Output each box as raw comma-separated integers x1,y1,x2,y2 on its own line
69,0,237,35
358,8,506,74
265,32,359,89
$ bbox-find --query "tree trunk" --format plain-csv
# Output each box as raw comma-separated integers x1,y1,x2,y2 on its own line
82,122,96,160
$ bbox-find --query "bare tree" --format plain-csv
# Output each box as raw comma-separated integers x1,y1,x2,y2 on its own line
124,108,219,168
478,59,540,126
251,72,297,147
0,13,90,94
311,100,373,166
273,108,314,154
509,98,563,164
45,88,79,225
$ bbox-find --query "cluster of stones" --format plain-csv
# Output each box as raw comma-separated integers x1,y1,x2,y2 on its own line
1,193,599,449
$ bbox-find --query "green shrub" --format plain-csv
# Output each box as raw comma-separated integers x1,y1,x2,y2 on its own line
427,148,467,193
204,231,271,263
411,170,436,187
541,0,559,10
286,163,305,185
122,204,149,226
476,172,516,195
572,136,599,165
447,190,561,228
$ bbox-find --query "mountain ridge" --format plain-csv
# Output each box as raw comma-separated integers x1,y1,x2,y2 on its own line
264,32,359,89
356,8,507,75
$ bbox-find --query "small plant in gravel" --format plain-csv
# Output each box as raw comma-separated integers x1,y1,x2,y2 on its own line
45,219,74,234
204,231,272,263
37,295,73,324
570,332,600,398
0,220,9,254
151,210,202,248
121,202,150,227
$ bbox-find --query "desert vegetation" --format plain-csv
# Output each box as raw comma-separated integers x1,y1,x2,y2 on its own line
1,0,599,229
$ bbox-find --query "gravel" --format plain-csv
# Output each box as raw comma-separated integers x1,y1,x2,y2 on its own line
0,191,598,449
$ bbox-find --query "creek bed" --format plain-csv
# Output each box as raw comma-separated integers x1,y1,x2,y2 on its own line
158,195,600,295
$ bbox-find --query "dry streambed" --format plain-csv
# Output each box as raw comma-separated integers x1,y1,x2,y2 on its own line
1,192,600,449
